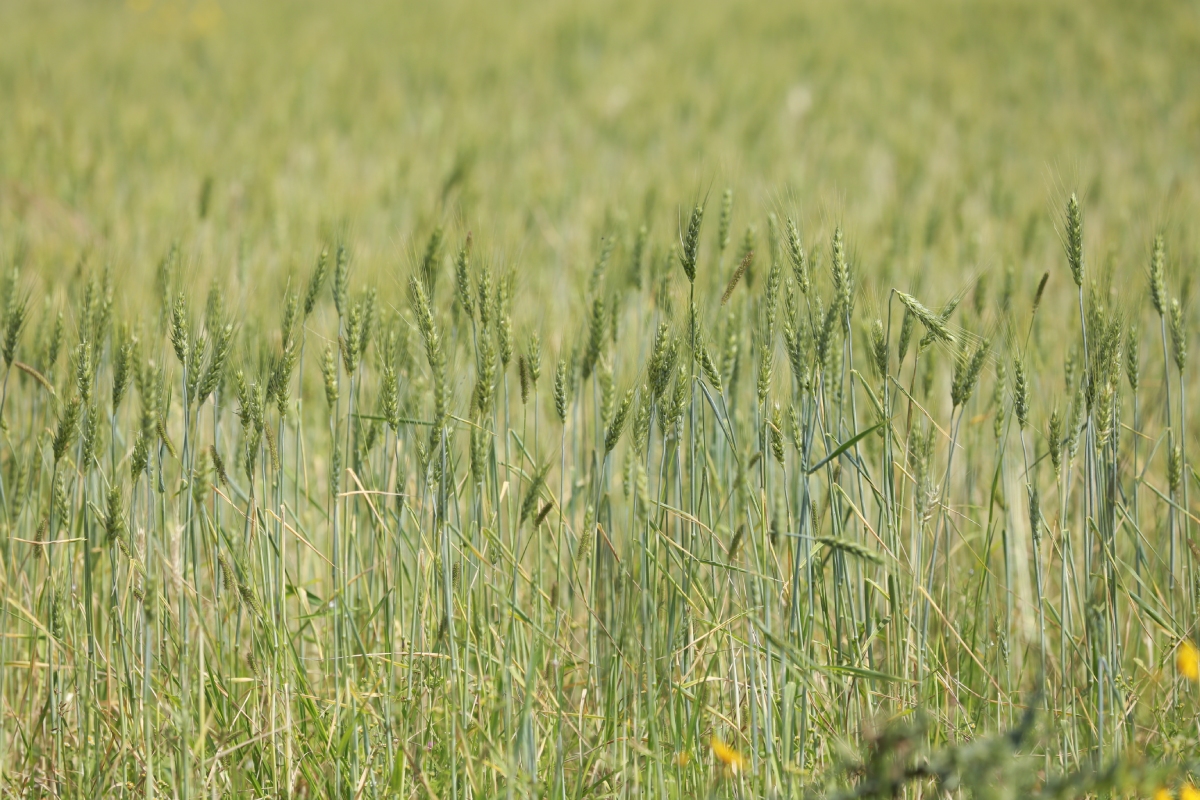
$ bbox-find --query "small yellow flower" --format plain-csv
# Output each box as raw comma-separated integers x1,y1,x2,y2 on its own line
1155,788,1173,800
1177,641,1200,681
1181,784,1200,800
674,750,691,767
711,736,745,775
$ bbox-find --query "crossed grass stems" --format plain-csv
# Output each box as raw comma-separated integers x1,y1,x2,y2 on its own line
0,193,1196,797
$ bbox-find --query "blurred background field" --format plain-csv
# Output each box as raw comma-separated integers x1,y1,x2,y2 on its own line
3,0,1198,304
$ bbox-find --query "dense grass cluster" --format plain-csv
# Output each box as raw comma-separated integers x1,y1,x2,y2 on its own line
2,194,1199,798
4,1,1200,798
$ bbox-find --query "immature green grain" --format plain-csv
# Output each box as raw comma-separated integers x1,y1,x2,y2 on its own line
1064,193,1084,287
679,204,704,284
581,295,605,380
698,342,723,392
303,248,329,318
588,236,614,295
496,280,514,370
1,285,27,369
43,308,64,372
786,217,808,295
1170,298,1187,372
1126,325,1140,392
993,361,1007,441
1150,235,1167,317
104,485,125,544
598,359,614,425
75,341,93,404
951,338,990,408
815,297,841,368
831,227,853,319
764,254,783,341
455,233,474,320
197,322,233,406
53,396,81,463
131,430,150,479
170,292,189,366
1013,356,1029,429
420,226,445,299
554,357,568,424
870,319,887,379
526,333,541,389
81,402,99,469
474,328,496,415
518,355,530,404
604,387,634,454
477,258,493,330
322,346,339,408
112,329,133,410
897,305,915,365
717,189,733,256
631,385,651,454
896,291,953,345
628,224,648,290
333,244,350,317
210,444,229,487
648,322,678,401
756,340,773,404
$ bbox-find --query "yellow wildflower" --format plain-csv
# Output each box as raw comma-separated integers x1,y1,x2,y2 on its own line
711,736,745,775
1155,788,1172,800
1181,784,1200,800
1177,641,1200,681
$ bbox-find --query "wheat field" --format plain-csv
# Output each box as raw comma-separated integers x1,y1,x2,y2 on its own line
1,1,1200,798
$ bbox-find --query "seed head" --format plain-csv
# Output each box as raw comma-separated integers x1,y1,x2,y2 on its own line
717,189,732,255
322,345,339,408
1170,444,1182,495
1012,356,1029,429
1150,235,1167,317
896,291,953,346
785,217,808,295
131,430,150,480
303,248,328,318
526,333,542,389
496,272,513,367
2,287,27,369
44,309,64,372
80,402,99,470
679,204,704,284
698,341,723,392
112,330,134,411
1048,408,1062,475
1125,325,1140,392
169,292,189,366
332,244,349,318
455,233,474,320
53,396,81,463
581,296,605,380
720,249,753,306
554,357,568,424
1170,297,1187,373
420,226,444,300
104,485,125,544
604,387,634,455
951,338,990,408
870,319,887,380
1064,193,1084,287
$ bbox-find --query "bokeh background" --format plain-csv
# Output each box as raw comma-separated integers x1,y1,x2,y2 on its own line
2,0,1198,304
